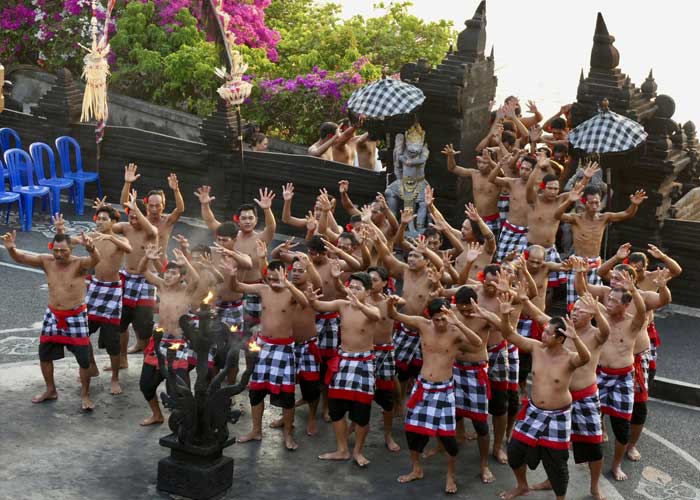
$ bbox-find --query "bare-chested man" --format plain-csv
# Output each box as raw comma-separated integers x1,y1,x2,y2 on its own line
556,183,647,305
232,260,309,451
305,272,381,466
56,206,132,395
197,186,276,339
519,292,611,500
443,143,502,236
111,191,158,362
2,230,100,411
308,121,357,163
138,245,200,426
338,179,399,241
498,294,591,500
389,297,483,494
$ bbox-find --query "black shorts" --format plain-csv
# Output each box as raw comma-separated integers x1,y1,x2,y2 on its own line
328,398,371,426
572,441,603,464
299,378,321,403
249,388,295,409
139,363,190,401
508,439,569,497
373,388,393,412
38,342,91,369
89,321,120,356
119,305,154,340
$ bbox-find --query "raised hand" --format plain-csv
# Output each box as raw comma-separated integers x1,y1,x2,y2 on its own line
274,267,288,287
568,181,585,203
572,256,588,273
423,185,435,207
329,257,343,279
275,238,299,257
320,238,340,256
317,193,332,212
617,270,635,291
338,179,349,194
513,280,529,302
441,144,460,157
124,163,140,183
465,242,482,263
305,285,322,302
400,207,416,225
630,189,648,206
440,305,459,324
254,187,275,209
426,266,442,287
173,234,189,251
305,211,317,231
582,161,600,179
495,268,512,293
167,173,179,191
78,231,95,252
282,182,295,201
126,189,139,211
51,213,66,234
1,230,16,249
194,186,215,204
464,202,481,222
92,196,108,210
647,243,665,260
526,100,538,114
652,268,672,288
172,248,187,266
615,242,631,261
346,288,361,308
255,240,268,259
578,293,599,315
360,204,372,223
497,292,514,315
561,316,578,339
529,125,543,143
495,105,506,121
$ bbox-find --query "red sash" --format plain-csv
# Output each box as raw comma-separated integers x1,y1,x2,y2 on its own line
406,379,453,409
49,304,87,330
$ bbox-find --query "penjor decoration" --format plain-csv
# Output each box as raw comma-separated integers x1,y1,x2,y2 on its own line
79,0,116,123
213,3,252,107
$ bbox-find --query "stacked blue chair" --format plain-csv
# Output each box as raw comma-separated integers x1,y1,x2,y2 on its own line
55,136,102,216
3,148,50,231
30,142,75,216
0,127,22,181
0,171,21,224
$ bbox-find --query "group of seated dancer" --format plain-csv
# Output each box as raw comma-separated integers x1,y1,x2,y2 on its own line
1,97,683,498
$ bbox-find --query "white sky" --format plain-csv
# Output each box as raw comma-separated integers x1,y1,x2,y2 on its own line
330,0,698,124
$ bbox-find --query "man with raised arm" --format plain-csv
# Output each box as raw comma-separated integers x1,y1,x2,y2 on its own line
138,245,200,426
307,122,339,160
305,272,381,467
498,293,591,500
230,260,309,451
119,163,184,258
55,206,132,395
443,143,502,236
196,186,276,340
338,179,398,241
556,183,647,305
111,190,159,359
389,296,483,494
2,230,100,411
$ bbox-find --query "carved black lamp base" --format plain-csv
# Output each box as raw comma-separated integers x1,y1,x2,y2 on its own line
157,434,234,500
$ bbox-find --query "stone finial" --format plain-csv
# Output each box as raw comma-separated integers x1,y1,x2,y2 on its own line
655,94,676,119
683,120,696,138
579,69,585,83
641,69,657,97
456,0,486,57
489,45,494,61
590,12,620,71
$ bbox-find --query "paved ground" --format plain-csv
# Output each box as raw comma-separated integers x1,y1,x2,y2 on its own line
1,211,700,499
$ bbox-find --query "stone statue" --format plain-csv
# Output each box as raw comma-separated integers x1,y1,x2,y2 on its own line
385,123,430,234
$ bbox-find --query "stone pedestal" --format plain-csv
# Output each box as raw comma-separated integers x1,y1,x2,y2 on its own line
157,433,234,500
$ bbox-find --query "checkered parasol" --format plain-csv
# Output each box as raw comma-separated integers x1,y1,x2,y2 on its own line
347,78,425,119
568,107,647,154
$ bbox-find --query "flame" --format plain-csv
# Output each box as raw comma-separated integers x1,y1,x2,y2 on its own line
229,325,239,333
247,339,261,352
168,343,181,351
155,327,164,334
202,291,214,305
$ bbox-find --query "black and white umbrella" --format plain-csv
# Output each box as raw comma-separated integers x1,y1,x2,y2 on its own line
347,78,425,119
568,100,647,153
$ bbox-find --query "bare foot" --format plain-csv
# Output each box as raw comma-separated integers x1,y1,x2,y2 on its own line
353,452,370,467
295,398,307,408
127,345,142,354
322,411,331,423
31,390,58,404
603,433,609,443
464,431,478,441
237,430,262,443
611,466,628,481
269,417,284,429
81,397,95,412
385,435,401,452
284,434,298,451
110,380,123,395
480,467,495,484
626,445,641,462
397,468,424,483
306,419,318,436
493,448,508,464
530,479,551,490
445,474,458,494
318,450,351,461
591,487,607,500
421,446,439,459
140,415,164,426
103,357,128,371
499,485,530,499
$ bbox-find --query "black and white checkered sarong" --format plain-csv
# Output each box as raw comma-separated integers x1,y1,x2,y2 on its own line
496,220,528,262
570,383,603,443
597,365,634,421
86,276,122,324
217,299,244,329
543,245,567,288
498,193,510,228
566,257,602,306
373,343,395,391
512,400,571,449
405,377,456,436
327,349,375,404
41,304,90,346
119,270,156,308
294,337,321,381
393,322,422,372
248,336,296,395
507,343,519,392
243,291,261,328
453,361,490,422
315,312,341,359
488,341,509,391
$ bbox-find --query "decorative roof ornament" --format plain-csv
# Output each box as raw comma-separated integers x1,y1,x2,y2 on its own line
590,12,619,71
213,2,252,106
456,0,486,57
641,69,658,97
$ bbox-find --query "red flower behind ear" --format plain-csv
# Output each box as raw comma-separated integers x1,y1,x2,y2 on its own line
477,270,485,282
523,250,530,260
539,181,546,189
47,242,54,250
162,262,168,273
261,266,268,278
125,207,130,215
567,302,575,313
450,296,456,304
143,197,149,204
516,161,522,170
233,214,240,223
92,214,98,222
580,196,587,204
623,258,629,265
287,264,293,272
345,223,354,232
423,307,430,317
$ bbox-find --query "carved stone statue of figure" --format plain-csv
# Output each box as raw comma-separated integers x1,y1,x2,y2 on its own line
385,123,430,233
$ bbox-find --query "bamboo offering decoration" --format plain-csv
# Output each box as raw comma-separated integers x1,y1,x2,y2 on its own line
213,2,252,106
79,0,116,122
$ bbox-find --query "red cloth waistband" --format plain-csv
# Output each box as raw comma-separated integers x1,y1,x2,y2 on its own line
483,213,499,222
324,352,375,385
599,365,633,376
373,343,394,351
570,383,597,401
647,321,660,346
502,220,528,234
49,304,87,330
316,312,340,320
258,335,294,345
407,379,453,409
488,340,507,353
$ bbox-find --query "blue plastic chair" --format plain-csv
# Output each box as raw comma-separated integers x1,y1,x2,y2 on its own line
29,142,75,216
4,148,50,231
0,127,23,181
55,136,102,216
0,171,22,224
